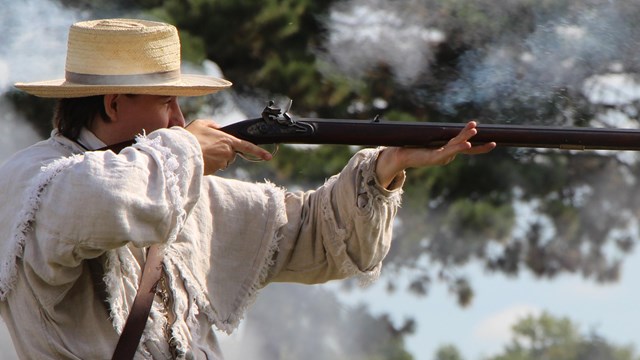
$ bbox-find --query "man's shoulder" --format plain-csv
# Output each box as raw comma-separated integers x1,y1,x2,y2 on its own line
0,137,71,178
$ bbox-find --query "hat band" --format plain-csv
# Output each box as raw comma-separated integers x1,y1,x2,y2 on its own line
65,69,181,86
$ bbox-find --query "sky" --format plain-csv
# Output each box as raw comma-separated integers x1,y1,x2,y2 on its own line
1,0,640,359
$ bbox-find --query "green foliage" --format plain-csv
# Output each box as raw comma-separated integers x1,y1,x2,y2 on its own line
434,344,465,360
270,144,356,185
434,312,640,360
445,198,514,241
485,312,640,360
148,0,350,115
57,0,164,13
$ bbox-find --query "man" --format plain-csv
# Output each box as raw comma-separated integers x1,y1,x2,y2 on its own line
0,19,494,359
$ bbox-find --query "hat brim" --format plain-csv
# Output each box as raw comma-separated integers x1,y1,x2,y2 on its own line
14,74,232,98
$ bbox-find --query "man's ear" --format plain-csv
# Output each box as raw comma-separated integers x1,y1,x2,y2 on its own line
103,94,120,122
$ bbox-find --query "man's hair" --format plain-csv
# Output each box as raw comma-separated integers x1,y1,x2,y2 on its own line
53,95,108,140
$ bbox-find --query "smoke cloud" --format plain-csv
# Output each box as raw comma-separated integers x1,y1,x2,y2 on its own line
322,0,444,86
0,0,80,91
321,0,640,126
0,0,83,161
441,5,640,116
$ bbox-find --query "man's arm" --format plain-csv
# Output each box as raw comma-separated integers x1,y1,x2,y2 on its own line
33,128,204,268
265,148,402,285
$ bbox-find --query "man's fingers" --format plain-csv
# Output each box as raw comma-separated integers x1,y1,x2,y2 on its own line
463,142,496,155
232,138,273,161
200,120,221,129
437,140,472,159
447,121,496,155
448,122,478,145
201,120,272,161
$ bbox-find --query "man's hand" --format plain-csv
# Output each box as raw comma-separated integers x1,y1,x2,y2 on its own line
375,121,496,188
186,119,272,174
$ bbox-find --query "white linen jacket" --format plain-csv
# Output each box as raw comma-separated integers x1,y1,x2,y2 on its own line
0,127,403,359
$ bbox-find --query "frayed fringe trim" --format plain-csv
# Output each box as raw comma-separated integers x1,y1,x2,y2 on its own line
133,134,187,246
356,263,382,287
213,180,286,334
155,248,203,355
103,247,142,334
102,134,189,335
0,154,84,301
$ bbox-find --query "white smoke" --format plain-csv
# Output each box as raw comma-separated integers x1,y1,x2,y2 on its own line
0,0,83,91
322,0,444,86
583,73,640,108
322,0,640,129
441,6,640,114
0,0,85,162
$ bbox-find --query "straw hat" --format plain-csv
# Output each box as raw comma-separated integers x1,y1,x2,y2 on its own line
14,18,232,98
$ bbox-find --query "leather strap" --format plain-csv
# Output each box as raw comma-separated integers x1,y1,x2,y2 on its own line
97,140,165,359
111,244,164,360
101,139,135,154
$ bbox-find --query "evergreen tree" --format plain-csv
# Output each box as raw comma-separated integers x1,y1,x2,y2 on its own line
486,312,639,360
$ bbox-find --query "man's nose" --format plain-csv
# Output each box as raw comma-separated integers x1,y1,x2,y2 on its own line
169,100,186,127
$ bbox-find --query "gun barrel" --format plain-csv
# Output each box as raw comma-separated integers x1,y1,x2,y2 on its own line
221,117,640,151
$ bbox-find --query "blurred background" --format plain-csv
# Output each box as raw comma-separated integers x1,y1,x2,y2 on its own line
2,0,640,359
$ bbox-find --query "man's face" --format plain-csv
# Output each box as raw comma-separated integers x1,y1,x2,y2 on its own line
115,94,186,134
94,93,187,145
